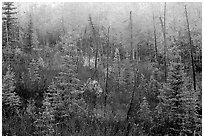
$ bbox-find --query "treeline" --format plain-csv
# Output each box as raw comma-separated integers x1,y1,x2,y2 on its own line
2,2,202,136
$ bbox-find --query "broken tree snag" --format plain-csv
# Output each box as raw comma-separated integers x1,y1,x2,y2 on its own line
125,61,138,136
130,11,134,61
125,11,139,135
125,71,137,136
184,5,196,91
151,3,158,63
105,26,110,106
88,15,99,79
104,26,110,136
159,2,167,82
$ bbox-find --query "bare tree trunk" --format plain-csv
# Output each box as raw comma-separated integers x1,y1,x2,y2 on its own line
151,4,158,63
125,72,136,136
89,15,99,79
184,5,196,91
84,27,91,69
125,10,138,136
5,19,12,64
104,26,110,135
130,11,134,61
77,36,83,73
159,2,167,82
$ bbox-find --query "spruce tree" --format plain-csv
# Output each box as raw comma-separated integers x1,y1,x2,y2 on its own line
147,68,161,108
2,2,17,46
56,36,83,113
34,85,56,135
159,62,186,135
47,81,67,123
26,58,41,94
157,47,201,135
2,65,20,117
35,35,82,136
24,13,39,55
28,59,41,82
54,36,81,106
179,82,201,135
122,60,134,94
112,48,121,92
137,97,152,135
138,73,148,103
2,2,18,62
151,101,167,135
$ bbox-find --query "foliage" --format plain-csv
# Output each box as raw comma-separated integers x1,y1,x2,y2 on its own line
23,13,39,55
33,90,55,135
156,54,201,135
2,2,19,63
2,65,21,117
2,2,202,136
137,97,153,135
146,69,161,108
2,2,18,47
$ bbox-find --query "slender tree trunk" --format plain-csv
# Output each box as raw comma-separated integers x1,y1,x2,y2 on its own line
159,2,167,82
125,10,138,136
104,26,110,135
184,5,196,91
125,72,136,136
89,16,98,79
6,18,12,64
151,4,158,63
77,37,82,73
84,27,91,69
130,11,134,61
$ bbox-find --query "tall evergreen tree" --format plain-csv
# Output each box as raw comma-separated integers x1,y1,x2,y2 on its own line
137,97,153,135
138,73,148,103
157,48,201,135
58,35,81,94
2,65,21,117
28,59,41,83
179,82,201,135
147,68,161,108
2,2,17,46
2,2,18,62
159,62,186,135
121,60,134,94
35,35,83,135
24,13,39,55
26,58,42,96
151,100,167,135
34,83,57,135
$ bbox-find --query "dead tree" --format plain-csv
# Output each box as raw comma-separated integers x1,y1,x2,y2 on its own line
159,2,167,82
130,11,134,61
151,3,158,63
184,5,196,91
125,10,139,136
89,15,99,79
104,26,110,135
